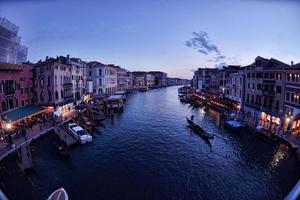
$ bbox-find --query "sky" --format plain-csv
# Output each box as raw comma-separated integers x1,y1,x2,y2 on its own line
0,0,299,79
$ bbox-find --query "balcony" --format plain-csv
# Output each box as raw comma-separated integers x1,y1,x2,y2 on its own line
262,90,275,96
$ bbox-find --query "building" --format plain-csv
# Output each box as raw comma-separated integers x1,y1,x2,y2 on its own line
33,56,74,112
218,65,241,95
192,70,198,88
0,62,33,114
87,62,117,95
116,66,129,91
148,71,168,87
0,17,27,64
68,56,87,100
244,57,289,134
145,73,155,87
284,62,300,135
131,71,146,89
226,70,245,109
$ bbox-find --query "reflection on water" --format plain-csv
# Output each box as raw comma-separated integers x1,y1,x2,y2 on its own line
270,144,289,168
0,86,299,200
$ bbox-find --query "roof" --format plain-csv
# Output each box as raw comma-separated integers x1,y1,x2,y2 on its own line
115,91,126,95
107,95,123,101
0,62,22,71
1,105,46,123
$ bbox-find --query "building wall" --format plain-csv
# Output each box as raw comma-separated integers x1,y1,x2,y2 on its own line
116,67,129,91
0,63,33,114
243,57,288,133
284,65,300,132
34,57,72,106
226,71,245,109
88,62,117,94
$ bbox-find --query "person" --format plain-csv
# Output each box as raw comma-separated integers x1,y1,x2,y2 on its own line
191,115,194,121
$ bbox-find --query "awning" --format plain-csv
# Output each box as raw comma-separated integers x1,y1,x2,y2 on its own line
1,105,46,123
107,95,123,101
115,91,127,95
53,109,63,117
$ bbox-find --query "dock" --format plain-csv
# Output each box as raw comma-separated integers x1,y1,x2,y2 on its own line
16,143,33,172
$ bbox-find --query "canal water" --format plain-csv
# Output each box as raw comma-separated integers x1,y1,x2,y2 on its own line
1,86,300,200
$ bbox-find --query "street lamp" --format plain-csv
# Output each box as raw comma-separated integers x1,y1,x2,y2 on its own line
6,123,11,130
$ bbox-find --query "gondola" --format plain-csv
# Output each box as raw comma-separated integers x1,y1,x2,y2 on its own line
186,117,214,139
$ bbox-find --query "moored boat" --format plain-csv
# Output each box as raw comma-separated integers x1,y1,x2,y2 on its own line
224,120,244,132
47,188,69,200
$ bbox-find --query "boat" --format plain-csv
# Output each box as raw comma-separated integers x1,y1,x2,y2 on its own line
91,110,106,121
191,100,206,108
68,123,93,144
139,87,149,92
47,188,69,200
186,117,214,139
57,143,70,157
224,120,244,132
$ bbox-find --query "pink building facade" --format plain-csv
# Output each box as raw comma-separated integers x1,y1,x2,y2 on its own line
0,62,33,114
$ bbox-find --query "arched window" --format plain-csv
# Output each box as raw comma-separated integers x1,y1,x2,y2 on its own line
40,91,44,102
61,90,64,99
55,91,59,100
48,90,52,101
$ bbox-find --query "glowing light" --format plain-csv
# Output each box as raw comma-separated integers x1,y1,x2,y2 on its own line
6,123,11,129
286,117,291,123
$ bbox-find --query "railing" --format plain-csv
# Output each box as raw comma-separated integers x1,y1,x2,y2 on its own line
285,179,300,200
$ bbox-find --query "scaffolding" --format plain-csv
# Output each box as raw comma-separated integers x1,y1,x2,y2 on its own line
0,17,28,64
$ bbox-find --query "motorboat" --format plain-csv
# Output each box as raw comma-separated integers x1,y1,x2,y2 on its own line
224,120,244,132
68,123,93,144
47,188,69,200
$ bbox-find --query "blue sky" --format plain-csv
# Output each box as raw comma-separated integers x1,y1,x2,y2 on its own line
0,0,299,78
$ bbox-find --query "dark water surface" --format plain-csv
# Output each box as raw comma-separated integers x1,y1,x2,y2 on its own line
1,86,299,200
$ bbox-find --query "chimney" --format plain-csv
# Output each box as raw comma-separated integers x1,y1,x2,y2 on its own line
291,61,294,66
46,56,49,61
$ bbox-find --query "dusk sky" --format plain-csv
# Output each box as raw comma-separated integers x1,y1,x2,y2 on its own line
0,0,299,78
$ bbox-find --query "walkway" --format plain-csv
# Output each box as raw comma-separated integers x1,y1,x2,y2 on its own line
0,110,77,161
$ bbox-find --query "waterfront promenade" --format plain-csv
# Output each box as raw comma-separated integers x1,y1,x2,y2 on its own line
0,110,76,161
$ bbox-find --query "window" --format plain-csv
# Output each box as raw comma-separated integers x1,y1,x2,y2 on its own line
287,73,291,81
252,73,255,78
55,91,59,99
252,84,255,89
99,69,102,76
247,73,250,78
270,73,275,79
48,90,52,101
291,93,294,102
248,83,250,89
286,92,290,101
276,86,281,94
247,94,249,102
264,73,269,79
292,74,295,82
275,100,279,109
257,84,262,90
276,73,281,80
48,76,51,86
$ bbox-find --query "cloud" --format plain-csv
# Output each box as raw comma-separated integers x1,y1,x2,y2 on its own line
185,31,221,55
208,55,226,63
